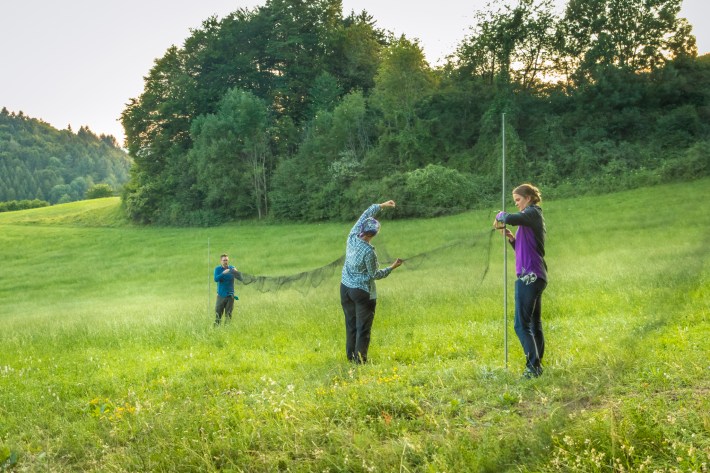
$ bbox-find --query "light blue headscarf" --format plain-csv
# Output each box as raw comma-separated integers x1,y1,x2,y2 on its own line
358,217,380,237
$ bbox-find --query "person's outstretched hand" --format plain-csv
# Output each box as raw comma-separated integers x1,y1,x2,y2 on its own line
390,258,403,270
379,200,396,208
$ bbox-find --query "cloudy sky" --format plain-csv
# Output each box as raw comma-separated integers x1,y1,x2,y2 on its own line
1,0,707,145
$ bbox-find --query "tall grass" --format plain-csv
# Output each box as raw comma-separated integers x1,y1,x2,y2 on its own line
1,181,708,472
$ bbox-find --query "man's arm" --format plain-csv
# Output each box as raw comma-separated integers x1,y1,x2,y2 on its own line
215,266,231,282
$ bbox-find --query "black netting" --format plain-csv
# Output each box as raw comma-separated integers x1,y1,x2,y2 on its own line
238,255,345,293
236,229,496,293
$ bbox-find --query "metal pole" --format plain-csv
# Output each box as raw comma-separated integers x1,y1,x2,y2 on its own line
502,113,508,369
207,237,211,316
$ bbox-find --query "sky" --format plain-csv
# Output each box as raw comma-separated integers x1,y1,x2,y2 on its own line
1,0,708,146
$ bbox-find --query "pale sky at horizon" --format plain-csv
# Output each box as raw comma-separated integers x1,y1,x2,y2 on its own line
1,0,707,146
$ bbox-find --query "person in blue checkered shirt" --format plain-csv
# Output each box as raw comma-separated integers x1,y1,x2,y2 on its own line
340,200,403,363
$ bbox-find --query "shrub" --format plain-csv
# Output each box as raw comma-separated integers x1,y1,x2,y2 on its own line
402,164,476,218
86,184,115,199
659,140,710,181
0,199,50,213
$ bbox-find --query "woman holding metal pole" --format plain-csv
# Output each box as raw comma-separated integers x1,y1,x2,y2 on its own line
494,184,548,378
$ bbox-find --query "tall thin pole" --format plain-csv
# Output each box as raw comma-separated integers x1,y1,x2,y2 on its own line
207,237,211,315
502,113,508,369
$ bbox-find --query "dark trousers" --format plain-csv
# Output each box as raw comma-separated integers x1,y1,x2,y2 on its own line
514,277,547,374
340,283,376,363
215,295,234,325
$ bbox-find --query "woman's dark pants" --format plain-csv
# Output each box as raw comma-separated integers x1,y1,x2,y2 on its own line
514,277,547,375
340,283,376,363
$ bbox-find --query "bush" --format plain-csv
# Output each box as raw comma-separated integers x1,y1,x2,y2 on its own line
401,164,477,218
659,140,710,180
86,184,115,199
0,199,50,213
345,165,495,219
654,105,703,149
376,164,476,217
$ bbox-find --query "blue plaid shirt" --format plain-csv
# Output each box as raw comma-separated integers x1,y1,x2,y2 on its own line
341,204,392,299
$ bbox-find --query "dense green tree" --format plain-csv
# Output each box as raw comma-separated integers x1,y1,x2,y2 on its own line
270,90,369,220
558,0,697,84
307,72,343,118
120,45,196,223
328,10,385,93
255,0,343,123
456,0,559,91
368,37,436,172
189,88,272,220
370,37,435,131
120,0,387,224
181,10,261,117
413,70,495,172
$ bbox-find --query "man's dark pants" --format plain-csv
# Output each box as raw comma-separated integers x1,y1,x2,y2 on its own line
514,277,547,375
340,283,376,363
215,295,234,325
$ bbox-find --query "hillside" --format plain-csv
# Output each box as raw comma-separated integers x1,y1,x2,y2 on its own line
0,179,708,471
0,107,132,204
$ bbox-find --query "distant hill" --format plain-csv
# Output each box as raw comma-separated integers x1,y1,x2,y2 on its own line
0,107,132,204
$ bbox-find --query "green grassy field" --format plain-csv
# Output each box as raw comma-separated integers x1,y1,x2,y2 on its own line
1,180,708,472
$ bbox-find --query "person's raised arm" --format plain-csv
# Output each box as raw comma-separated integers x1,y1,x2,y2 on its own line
349,200,396,237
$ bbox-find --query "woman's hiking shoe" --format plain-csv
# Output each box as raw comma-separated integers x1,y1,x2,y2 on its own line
522,367,543,379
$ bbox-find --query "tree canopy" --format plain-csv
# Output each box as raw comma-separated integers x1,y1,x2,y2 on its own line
120,0,709,225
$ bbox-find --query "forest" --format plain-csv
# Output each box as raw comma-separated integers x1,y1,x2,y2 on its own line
125,0,705,224
0,108,131,207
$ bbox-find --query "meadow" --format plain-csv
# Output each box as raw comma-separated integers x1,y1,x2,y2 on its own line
0,179,708,472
